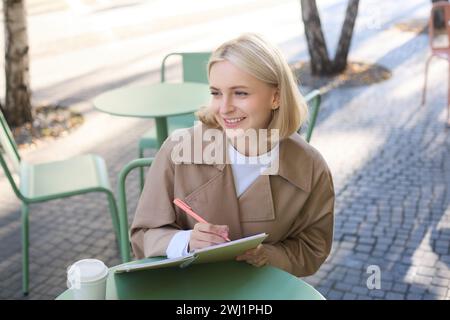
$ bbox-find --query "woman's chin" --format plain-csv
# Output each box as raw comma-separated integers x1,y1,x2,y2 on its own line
224,128,241,138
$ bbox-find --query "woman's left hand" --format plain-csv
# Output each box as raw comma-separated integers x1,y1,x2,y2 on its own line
235,244,269,267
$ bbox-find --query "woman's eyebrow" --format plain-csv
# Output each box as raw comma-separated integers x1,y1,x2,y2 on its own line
209,85,249,90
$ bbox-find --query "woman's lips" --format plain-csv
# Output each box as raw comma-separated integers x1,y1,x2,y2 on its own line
222,117,246,128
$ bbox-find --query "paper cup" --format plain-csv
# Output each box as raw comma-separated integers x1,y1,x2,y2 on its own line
67,259,109,300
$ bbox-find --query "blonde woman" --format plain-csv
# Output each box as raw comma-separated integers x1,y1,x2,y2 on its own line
130,33,335,277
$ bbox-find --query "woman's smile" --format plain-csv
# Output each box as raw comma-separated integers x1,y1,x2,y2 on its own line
222,116,247,128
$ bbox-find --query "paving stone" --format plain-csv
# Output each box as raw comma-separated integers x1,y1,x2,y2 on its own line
351,286,370,296
428,286,448,297
417,266,437,277
422,293,437,300
392,283,409,294
414,275,433,286
385,292,405,300
408,285,427,294
406,293,424,300
431,277,450,287
334,282,354,292
342,292,357,300
368,289,385,299
437,269,450,278
326,290,344,300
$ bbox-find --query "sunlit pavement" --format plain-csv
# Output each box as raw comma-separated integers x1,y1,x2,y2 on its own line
0,0,448,299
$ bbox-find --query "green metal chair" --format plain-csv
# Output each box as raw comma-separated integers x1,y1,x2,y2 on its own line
117,157,154,263
300,89,322,143
0,111,121,295
138,52,211,189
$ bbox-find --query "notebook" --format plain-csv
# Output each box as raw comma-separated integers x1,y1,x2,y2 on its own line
114,232,268,273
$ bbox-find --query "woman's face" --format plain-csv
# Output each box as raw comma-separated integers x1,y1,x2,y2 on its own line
209,60,279,138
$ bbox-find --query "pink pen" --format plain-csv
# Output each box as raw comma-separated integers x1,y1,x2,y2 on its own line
173,198,231,242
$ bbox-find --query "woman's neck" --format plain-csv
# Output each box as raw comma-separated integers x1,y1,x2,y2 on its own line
229,135,278,157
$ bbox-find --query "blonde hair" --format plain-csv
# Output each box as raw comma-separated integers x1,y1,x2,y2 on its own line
197,33,308,139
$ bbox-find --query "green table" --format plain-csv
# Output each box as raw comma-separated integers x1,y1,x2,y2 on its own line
56,258,325,300
93,82,211,147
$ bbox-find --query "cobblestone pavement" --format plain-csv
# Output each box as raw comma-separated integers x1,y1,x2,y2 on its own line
0,0,449,299
302,24,450,299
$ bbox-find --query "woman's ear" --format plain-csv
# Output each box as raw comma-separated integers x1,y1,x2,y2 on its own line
272,88,280,110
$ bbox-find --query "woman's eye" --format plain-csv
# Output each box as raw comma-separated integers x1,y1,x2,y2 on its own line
210,91,219,96
235,91,248,96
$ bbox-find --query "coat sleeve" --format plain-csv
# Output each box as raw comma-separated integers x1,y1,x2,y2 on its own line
264,161,335,277
130,139,182,259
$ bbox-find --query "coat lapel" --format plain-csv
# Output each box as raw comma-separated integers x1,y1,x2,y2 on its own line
175,124,243,239
238,174,275,222
172,124,313,240
183,164,244,241
235,134,313,224
277,134,313,193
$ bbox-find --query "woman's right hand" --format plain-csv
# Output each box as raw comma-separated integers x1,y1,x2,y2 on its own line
189,223,230,252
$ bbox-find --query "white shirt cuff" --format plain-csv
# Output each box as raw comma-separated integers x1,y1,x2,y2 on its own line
166,230,192,259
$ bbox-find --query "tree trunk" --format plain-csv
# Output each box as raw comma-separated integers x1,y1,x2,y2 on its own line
300,0,333,75
2,0,33,128
301,0,360,76
333,0,359,73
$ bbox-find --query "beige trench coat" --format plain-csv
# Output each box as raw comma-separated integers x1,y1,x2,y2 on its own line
130,124,335,277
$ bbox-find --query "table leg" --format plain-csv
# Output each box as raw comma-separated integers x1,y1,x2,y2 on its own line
155,117,169,147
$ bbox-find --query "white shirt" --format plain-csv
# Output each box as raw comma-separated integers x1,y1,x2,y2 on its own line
165,142,280,258
227,142,279,196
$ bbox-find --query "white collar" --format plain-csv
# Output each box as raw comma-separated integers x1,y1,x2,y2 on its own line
227,141,280,166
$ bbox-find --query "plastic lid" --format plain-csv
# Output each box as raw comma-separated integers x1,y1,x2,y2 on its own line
67,259,109,283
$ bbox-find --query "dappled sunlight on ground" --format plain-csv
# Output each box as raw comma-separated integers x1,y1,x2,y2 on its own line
312,129,386,184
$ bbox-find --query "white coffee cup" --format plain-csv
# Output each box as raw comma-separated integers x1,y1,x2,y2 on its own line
67,259,109,300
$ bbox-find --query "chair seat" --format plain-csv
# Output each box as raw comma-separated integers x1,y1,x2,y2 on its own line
19,154,112,201
139,113,196,150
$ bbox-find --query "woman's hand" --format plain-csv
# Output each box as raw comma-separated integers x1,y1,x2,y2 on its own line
189,223,230,251
235,244,269,267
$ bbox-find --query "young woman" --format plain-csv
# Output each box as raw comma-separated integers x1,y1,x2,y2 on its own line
130,33,335,277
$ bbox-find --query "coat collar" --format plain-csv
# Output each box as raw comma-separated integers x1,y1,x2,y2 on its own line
170,123,313,193
278,134,313,192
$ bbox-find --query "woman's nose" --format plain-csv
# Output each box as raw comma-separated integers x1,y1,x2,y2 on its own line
219,96,234,113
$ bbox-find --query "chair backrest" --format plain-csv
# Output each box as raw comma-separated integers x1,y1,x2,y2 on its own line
160,52,211,84
300,89,322,143
118,157,154,262
429,2,450,50
0,110,21,163
0,110,23,199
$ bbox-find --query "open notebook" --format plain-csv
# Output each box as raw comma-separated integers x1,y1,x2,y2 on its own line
114,233,268,273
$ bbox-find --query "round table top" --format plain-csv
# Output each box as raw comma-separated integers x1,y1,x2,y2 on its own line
93,82,211,118
56,259,325,300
